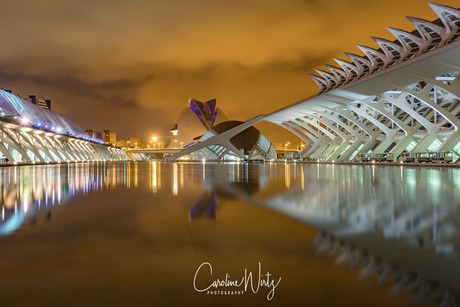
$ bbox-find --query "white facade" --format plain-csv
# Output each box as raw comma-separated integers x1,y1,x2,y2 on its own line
0,90,128,163
0,122,128,163
265,4,460,163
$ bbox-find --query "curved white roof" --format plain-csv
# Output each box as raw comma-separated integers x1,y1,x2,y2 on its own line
0,90,102,143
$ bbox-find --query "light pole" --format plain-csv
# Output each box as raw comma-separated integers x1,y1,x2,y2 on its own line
152,136,157,149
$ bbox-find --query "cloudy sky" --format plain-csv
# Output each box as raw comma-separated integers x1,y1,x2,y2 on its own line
0,0,458,144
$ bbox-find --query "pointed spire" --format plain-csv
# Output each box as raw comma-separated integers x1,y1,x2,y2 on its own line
428,3,460,32
387,27,423,50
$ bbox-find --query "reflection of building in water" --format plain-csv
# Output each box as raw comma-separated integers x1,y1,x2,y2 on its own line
239,164,460,305
262,166,460,257
0,162,141,236
189,192,218,221
0,162,276,234
191,163,460,304
2,162,460,304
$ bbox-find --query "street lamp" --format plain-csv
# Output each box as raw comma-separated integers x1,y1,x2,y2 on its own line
152,136,157,149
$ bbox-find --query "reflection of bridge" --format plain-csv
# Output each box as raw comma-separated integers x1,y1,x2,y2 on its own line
127,148,182,160
0,90,128,163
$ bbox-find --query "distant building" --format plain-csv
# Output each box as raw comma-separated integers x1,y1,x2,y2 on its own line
103,130,117,146
190,121,276,161
129,137,141,148
85,129,95,138
38,99,51,111
168,98,227,148
116,140,127,148
167,98,275,161
110,133,116,145
85,129,117,146
28,95,51,111
95,132,103,141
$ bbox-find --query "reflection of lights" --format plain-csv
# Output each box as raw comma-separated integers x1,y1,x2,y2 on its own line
180,163,184,189
134,162,138,187
152,162,157,193
173,163,178,196
301,166,305,191
202,162,205,180
0,212,25,236
285,164,291,189
126,162,131,188
23,196,28,213
428,172,441,189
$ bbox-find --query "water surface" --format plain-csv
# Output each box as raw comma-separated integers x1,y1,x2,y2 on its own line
0,162,459,306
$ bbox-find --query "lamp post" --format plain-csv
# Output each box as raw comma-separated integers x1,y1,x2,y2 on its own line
152,136,157,149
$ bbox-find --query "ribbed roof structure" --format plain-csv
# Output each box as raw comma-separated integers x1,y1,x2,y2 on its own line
308,3,460,95
0,90,102,143
264,3,460,164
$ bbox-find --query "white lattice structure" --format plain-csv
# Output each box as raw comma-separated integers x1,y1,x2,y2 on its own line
0,90,128,164
265,3,460,162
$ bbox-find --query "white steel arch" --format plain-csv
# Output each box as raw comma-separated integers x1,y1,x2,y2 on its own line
265,3,460,162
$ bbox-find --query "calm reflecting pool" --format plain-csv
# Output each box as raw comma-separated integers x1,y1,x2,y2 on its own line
0,162,459,306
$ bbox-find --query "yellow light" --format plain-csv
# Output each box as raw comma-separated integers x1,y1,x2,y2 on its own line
152,137,157,141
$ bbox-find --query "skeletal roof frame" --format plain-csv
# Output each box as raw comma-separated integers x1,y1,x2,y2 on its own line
310,3,460,95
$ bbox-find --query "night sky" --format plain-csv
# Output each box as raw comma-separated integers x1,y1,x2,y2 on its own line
0,0,458,144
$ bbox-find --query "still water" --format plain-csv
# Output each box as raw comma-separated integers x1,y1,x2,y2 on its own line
0,162,459,306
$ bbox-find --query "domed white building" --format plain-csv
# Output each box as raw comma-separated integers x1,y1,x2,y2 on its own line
167,98,275,161
169,98,227,148
190,120,276,161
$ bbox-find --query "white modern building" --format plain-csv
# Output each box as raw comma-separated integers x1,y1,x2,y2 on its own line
169,98,227,148
189,120,276,161
264,3,460,163
166,99,276,161
0,90,128,163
